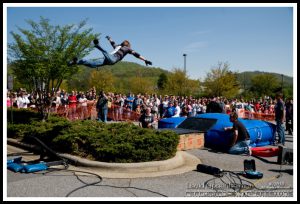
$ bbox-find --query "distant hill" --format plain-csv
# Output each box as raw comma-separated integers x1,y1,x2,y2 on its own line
81,63,293,88
236,71,293,88
78,61,171,93
81,61,170,80
8,61,293,93
106,61,170,78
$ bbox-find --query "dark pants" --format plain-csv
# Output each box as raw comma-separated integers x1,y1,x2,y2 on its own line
285,117,293,134
276,120,285,145
98,108,108,122
78,45,118,68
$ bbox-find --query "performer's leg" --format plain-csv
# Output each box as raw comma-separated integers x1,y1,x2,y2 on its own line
95,45,118,64
77,58,106,68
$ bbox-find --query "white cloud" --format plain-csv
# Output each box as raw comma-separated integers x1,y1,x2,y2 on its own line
190,30,211,36
183,41,207,53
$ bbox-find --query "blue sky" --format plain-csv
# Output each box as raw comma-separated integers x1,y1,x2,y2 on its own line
6,5,294,80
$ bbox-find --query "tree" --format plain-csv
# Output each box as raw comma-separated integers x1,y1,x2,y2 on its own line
67,66,92,92
88,69,116,93
127,76,155,94
157,73,168,91
165,68,200,96
166,68,188,96
203,62,240,98
249,74,280,98
8,17,99,119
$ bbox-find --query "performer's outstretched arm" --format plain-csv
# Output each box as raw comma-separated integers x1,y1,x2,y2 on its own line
131,50,152,66
106,36,117,49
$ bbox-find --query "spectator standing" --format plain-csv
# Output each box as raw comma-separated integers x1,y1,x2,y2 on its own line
162,101,175,118
16,91,30,109
173,101,181,117
79,94,88,119
7,92,12,107
285,98,293,135
139,107,155,128
274,93,285,145
68,91,77,120
96,91,108,122
125,93,134,111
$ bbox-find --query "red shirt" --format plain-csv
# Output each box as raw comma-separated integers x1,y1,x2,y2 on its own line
255,103,260,112
68,95,77,108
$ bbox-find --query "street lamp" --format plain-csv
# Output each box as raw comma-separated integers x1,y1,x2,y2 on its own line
281,74,283,93
183,54,187,74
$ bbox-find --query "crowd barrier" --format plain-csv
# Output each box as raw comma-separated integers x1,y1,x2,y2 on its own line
32,104,275,122
243,110,275,121
45,103,141,122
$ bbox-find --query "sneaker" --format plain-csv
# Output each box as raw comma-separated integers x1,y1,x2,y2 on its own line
93,39,99,46
247,147,252,156
67,57,78,66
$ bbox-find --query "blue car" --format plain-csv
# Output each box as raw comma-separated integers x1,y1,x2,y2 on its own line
158,113,276,152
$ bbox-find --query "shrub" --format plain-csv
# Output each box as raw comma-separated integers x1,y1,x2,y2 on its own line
53,121,179,162
7,109,179,163
7,108,41,124
7,123,33,139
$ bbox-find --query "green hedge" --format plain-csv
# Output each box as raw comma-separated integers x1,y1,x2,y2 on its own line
7,108,42,124
7,109,179,163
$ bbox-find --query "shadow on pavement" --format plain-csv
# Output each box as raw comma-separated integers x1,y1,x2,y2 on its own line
207,149,227,154
269,168,293,175
251,155,278,164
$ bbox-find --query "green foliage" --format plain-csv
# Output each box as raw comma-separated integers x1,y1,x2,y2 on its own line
66,66,93,92
107,62,168,94
127,76,156,94
157,73,168,90
165,68,200,96
58,61,169,94
88,69,116,93
8,17,99,94
53,121,179,162
203,62,240,97
237,71,293,88
7,109,179,163
7,123,33,139
282,85,293,99
237,72,293,99
249,74,280,98
7,108,41,124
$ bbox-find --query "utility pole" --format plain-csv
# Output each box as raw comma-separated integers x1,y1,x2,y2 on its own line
244,72,246,90
281,74,284,95
183,54,187,74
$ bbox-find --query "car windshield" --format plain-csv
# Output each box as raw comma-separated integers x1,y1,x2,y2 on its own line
177,117,217,132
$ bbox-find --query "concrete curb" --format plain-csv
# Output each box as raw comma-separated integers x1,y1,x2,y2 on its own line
60,152,185,172
7,138,201,178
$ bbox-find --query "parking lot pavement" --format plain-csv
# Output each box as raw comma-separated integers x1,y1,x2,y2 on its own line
5,132,295,200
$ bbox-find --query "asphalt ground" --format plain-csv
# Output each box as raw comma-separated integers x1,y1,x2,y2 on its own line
4,131,296,201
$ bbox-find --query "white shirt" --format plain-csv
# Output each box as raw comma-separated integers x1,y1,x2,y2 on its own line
172,106,181,117
17,96,30,108
55,96,61,106
79,97,88,106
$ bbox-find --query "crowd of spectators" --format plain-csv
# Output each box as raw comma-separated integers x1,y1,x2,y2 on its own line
6,88,293,133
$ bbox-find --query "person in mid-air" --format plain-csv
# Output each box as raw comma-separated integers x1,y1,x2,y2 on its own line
68,36,152,68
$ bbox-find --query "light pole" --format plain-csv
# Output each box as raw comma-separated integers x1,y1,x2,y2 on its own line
183,54,187,74
281,74,284,98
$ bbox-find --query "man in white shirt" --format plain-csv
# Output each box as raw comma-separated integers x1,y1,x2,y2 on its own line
172,100,181,117
17,91,30,109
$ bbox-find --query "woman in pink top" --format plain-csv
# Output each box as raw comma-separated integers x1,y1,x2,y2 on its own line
7,92,11,107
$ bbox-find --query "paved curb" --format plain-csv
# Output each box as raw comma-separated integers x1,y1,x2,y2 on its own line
7,138,201,178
